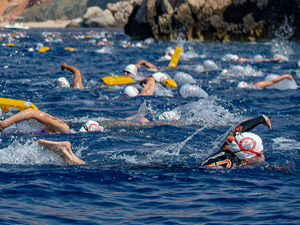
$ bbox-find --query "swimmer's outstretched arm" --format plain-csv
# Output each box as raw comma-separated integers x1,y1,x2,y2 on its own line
135,60,158,71
254,74,293,88
0,108,70,133
38,139,86,165
97,40,113,45
61,63,84,89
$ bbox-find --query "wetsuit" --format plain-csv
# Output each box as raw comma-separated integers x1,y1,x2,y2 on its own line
200,116,267,168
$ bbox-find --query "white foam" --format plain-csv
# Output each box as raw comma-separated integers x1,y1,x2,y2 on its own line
203,60,219,71
0,139,65,165
180,84,208,98
174,72,196,85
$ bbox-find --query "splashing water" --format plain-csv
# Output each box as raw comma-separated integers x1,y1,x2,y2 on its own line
176,32,186,49
270,17,294,57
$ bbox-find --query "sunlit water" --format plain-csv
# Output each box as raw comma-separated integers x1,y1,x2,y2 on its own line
0,28,299,224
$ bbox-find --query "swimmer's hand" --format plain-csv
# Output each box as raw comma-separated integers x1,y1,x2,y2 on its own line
262,115,272,129
283,74,293,81
61,63,67,71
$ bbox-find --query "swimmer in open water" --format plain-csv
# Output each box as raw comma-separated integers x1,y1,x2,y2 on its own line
124,60,158,81
59,63,85,89
200,115,271,168
0,108,103,134
237,74,294,89
123,72,174,97
37,115,271,166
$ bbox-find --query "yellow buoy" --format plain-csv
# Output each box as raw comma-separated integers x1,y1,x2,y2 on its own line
64,47,77,51
168,46,183,68
7,43,15,46
0,97,38,113
38,46,50,52
163,79,177,88
102,76,135,86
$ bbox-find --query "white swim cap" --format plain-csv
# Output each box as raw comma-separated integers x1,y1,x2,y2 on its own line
229,132,264,159
136,42,142,47
79,120,104,132
103,38,107,42
221,69,229,75
124,64,137,77
169,49,175,55
237,81,248,89
231,55,239,61
124,86,139,97
152,72,168,83
222,54,234,61
57,77,70,88
253,54,264,61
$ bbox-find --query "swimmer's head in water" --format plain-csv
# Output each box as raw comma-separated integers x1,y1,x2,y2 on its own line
57,77,70,88
169,49,175,56
124,86,139,97
136,42,142,47
237,81,249,89
231,55,239,61
124,64,137,77
221,69,229,75
152,72,168,83
229,132,264,159
79,120,104,132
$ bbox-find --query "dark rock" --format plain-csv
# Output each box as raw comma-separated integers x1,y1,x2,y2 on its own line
124,0,300,42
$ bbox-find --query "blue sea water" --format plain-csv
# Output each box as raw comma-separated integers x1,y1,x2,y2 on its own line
0,27,299,224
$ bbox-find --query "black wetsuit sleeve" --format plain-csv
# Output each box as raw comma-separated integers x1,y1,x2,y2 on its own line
238,116,266,133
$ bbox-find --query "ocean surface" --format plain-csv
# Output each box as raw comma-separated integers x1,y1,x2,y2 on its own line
0,26,299,224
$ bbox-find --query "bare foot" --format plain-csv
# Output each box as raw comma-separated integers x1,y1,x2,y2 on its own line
38,139,86,165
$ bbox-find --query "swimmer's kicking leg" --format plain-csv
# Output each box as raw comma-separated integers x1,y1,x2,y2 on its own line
38,139,86,165
0,108,70,133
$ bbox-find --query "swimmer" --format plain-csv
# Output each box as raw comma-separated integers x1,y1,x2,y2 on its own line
161,48,175,61
200,115,271,168
123,41,145,48
238,74,294,89
124,60,158,80
124,72,171,97
59,63,84,89
223,54,281,62
96,38,112,46
222,54,248,62
122,77,155,97
0,108,103,134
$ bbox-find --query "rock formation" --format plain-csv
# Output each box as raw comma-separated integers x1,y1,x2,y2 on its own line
124,0,300,42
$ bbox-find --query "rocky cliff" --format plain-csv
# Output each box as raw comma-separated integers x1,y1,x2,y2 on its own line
124,0,300,42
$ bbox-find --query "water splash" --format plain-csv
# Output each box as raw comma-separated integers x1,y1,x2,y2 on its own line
269,17,294,57
176,32,186,49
